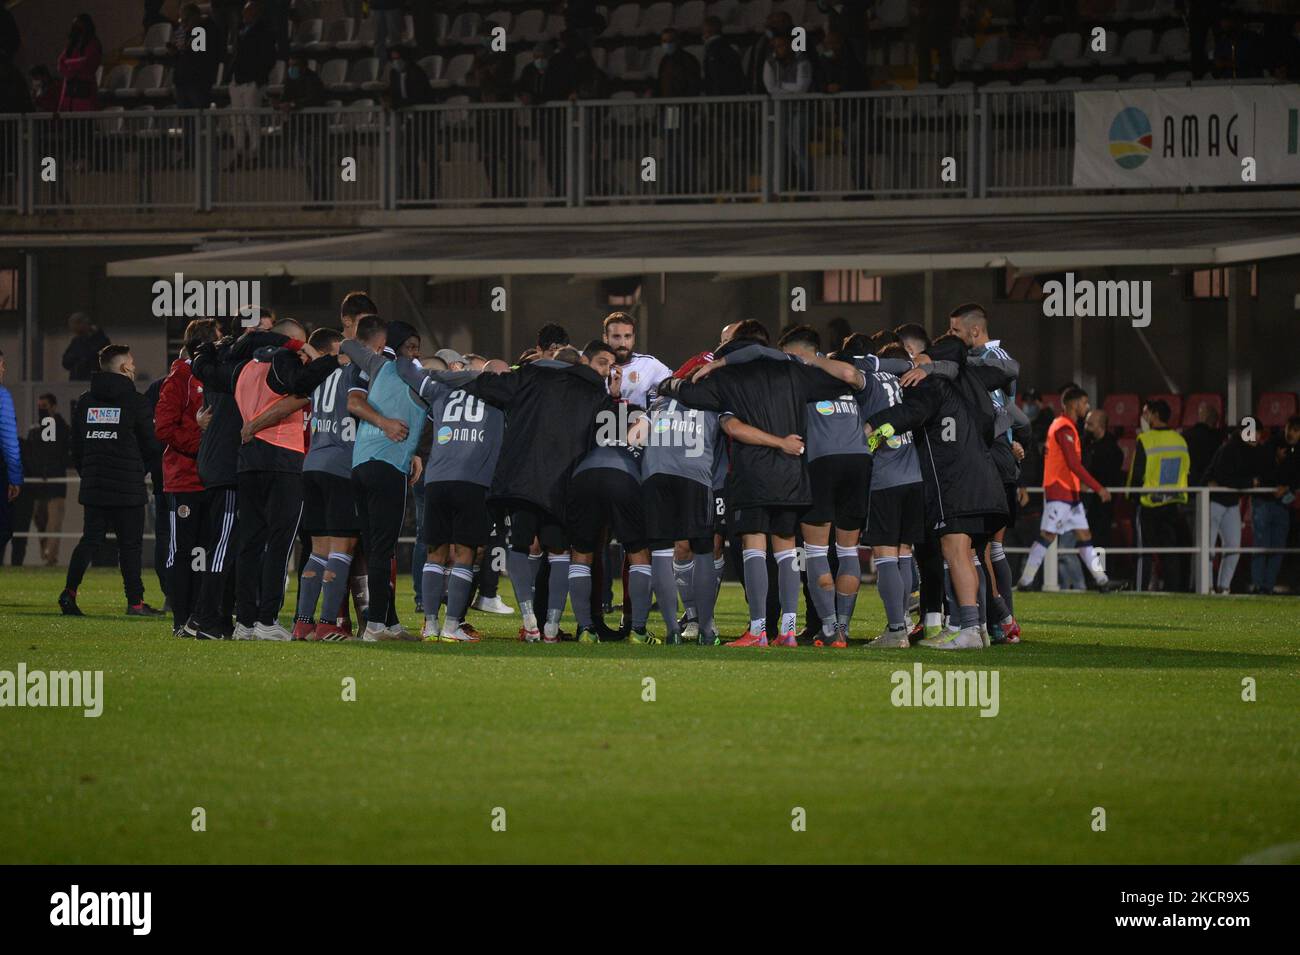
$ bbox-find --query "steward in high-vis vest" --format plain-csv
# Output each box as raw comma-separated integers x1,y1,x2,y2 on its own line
1129,398,1191,593
232,322,338,639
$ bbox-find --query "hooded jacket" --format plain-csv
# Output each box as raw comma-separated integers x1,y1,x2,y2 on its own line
658,336,847,511
462,359,619,520
70,371,158,508
864,336,1006,531
154,357,205,493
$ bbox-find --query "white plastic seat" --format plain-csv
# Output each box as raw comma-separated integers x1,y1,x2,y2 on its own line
124,21,174,59
308,17,354,53
337,16,375,51
290,18,323,52
320,57,349,90
511,9,544,43
120,63,164,99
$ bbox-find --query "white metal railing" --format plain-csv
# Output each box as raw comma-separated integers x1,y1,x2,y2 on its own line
1,81,1292,213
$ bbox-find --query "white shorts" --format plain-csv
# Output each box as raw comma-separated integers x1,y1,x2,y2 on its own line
1040,500,1090,535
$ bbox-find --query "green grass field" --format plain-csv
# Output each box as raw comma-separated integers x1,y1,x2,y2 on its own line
1,566,1296,864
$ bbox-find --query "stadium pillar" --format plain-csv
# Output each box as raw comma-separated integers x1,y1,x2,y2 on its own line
1072,313,1096,403
1042,535,1059,592
1226,266,1252,427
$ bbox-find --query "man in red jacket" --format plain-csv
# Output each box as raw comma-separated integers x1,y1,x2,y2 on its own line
154,319,219,635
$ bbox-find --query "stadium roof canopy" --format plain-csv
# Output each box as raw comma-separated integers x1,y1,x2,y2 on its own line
104,215,1300,280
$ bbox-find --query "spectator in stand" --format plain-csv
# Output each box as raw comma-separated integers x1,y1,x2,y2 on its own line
1129,399,1191,592
564,0,603,51
473,39,519,199
763,32,813,193
211,0,244,66
264,0,290,60
228,0,278,170
383,46,434,202
30,66,63,112
1183,401,1224,487
171,4,221,111
702,16,744,95
0,3,19,63
144,1,172,29
748,10,794,94
516,41,575,198
1082,408,1122,551
818,1,870,60
1205,424,1255,594
913,0,959,87
1212,14,1266,79
26,393,72,566
62,312,111,382
279,54,328,205
57,14,103,113
0,348,20,558
816,30,867,93
656,28,701,195
573,43,609,99
0,53,30,113
370,0,406,66
1249,415,1299,595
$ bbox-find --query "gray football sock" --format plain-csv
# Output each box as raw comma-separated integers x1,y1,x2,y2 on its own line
445,563,475,623
507,550,539,616
875,557,907,629
693,552,718,634
629,564,652,630
835,546,861,628
775,549,800,617
742,548,767,623
992,548,1015,616
546,554,569,626
319,552,353,626
421,563,447,620
295,553,327,622
568,563,594,630
651,550,680,634
804,545,838,634
673,559,693,620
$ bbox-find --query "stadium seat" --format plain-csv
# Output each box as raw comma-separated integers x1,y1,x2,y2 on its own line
1091,73,1120,84
1127,72,1156,83
1116,29,1154,63
641,2,675,36
970,36,1010,71
319,58,349,92
444,54,475,88
1146,393,1182,425
1029,32,1082,69
309,18,355,53
337,16,375,51
398,14,416,47
485,11,512,37
145,66,172,99
99,63,135,101
124,21,173,59
291,18,323,52
707,0,744,35
1165,70,1192,83
1136,0,1176,21
511,9,545,43
1084,29,1119,64
1181,393,1224,428
674,0,707,33
513,50,534,82
419,55,444,86
1103,393,1141,433
265,60,286,96
604,4,641,38
431,13,449,45
350,57,384,93
447,13,482,44
606,46,632,79
591,46,608,71
119,63,164,100
741,0,773,34
1256,392,1298,431
1145,27,1190,65
774,0,806,22
951,36,976,70
544,14,565,37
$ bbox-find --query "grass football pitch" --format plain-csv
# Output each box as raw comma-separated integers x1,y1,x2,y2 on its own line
1,566,1296,864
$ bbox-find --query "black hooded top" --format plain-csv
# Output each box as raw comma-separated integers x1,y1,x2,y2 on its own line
70,371,159,508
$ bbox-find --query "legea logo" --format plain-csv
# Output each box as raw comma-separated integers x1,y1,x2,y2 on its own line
1109,106,1153,169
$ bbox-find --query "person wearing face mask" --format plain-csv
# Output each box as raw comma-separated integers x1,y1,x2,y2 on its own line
748,11,794,93
815,29,869,192
516,39,576,198
763,32,813,192
60,346,166,618
384,47,435,203
655,28,702,196
171,4,221,112
278,54,328,206
57,15,103,113
228,1,277,169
